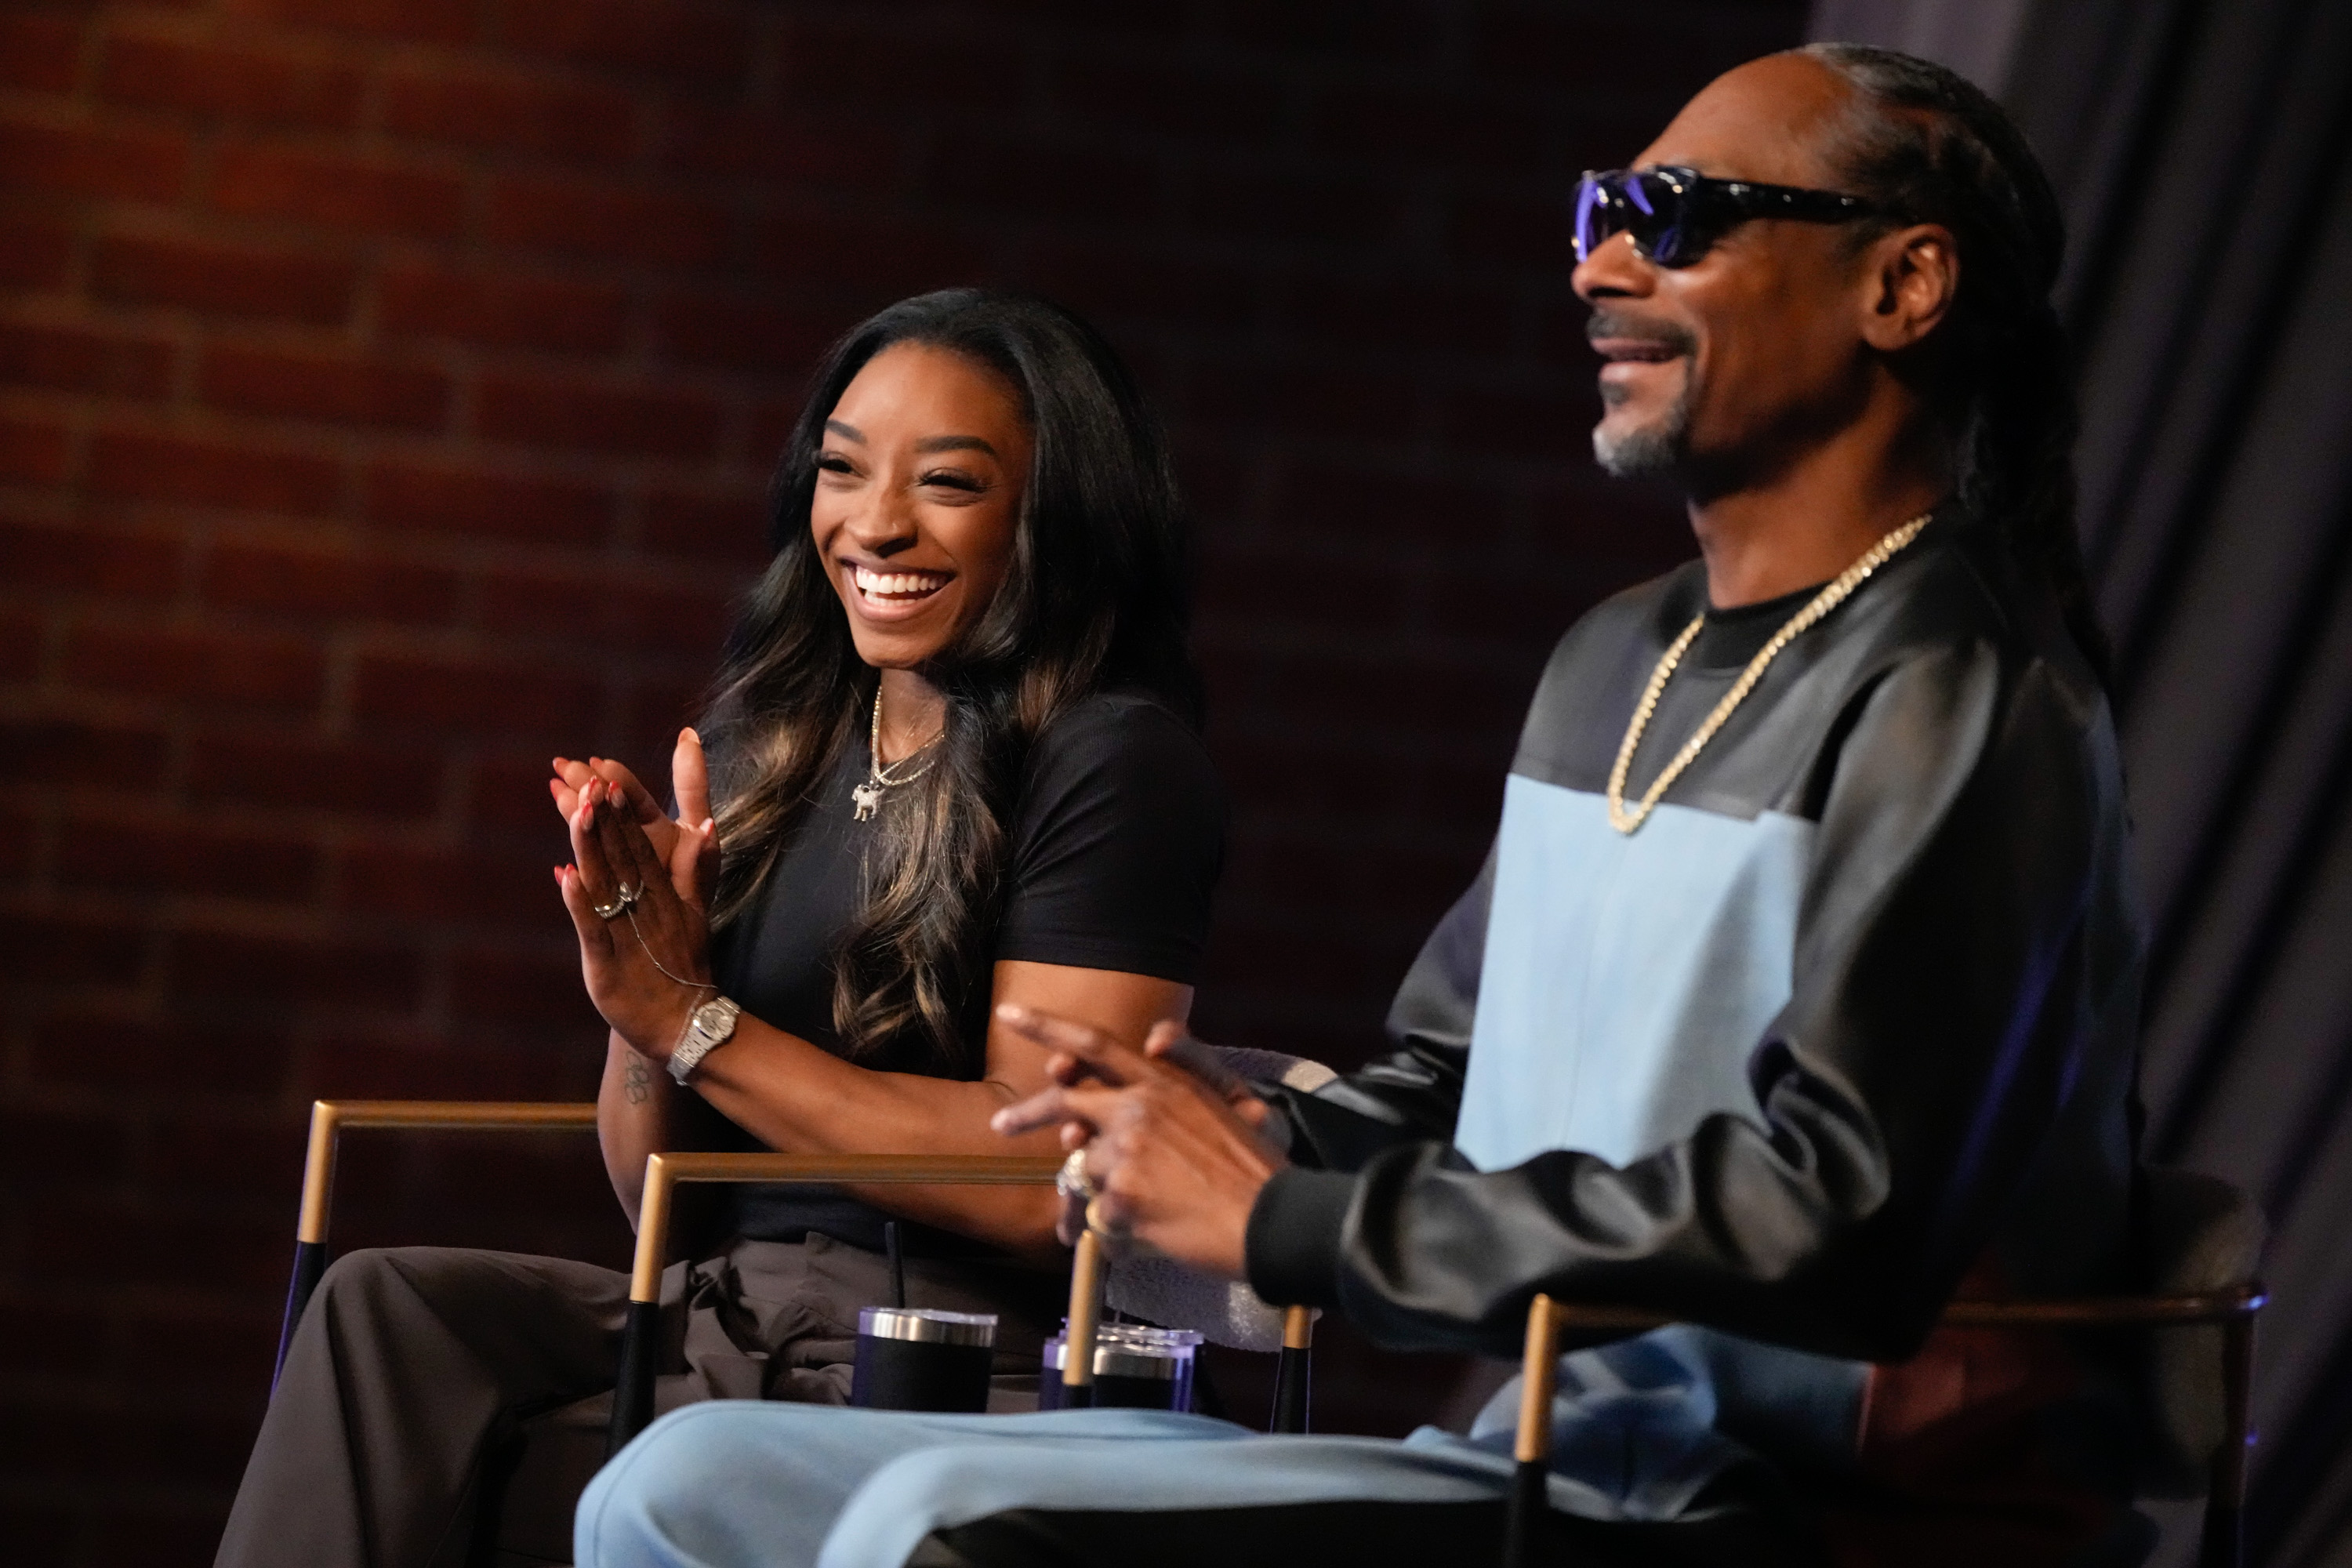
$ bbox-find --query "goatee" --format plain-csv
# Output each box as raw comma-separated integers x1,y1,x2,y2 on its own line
1584,309,1698,480
1593,383,1693,478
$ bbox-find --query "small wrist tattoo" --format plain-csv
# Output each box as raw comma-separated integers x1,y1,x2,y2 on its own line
623,1051,652,1105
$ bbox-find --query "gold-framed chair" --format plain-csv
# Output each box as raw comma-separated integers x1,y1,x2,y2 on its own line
599,1147,1318,1442
276,1098,1323,1548
601,1148,1060,1450
274,1100,604,1388
1499,1168,2267,1568
263,1105,1083,1564
278,1098,1319,1429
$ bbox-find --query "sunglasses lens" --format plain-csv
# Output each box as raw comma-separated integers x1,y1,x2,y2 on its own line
1573,174,1649,260
1573,172,1707,267
1572,176,1611,260
1631,172,1698,266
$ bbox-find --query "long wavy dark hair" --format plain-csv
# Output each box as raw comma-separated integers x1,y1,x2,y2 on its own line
698,289,1198,1069
1803,42,2111,684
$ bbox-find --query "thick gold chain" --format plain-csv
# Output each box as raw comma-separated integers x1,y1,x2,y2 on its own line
1604,514,1931,835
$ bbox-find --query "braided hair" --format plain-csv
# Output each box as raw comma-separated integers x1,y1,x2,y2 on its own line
1802,42,2110,684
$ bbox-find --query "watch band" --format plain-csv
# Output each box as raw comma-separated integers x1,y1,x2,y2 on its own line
668,995,741,1084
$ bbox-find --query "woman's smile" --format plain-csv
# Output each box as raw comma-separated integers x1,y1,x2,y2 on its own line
841,559,956,622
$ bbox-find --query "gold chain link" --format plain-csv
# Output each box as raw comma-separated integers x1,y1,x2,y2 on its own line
1605,514,1931,835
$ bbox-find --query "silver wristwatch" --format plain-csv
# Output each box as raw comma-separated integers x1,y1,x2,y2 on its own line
668,995,741,1083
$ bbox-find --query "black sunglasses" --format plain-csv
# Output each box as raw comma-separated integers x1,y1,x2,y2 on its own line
1573,165,1879,268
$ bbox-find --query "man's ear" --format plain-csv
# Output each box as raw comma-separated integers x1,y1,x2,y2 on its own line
1859,223,1959,351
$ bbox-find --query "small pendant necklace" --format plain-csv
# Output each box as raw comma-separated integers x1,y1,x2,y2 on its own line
851,684,942,822
1605,513,1931,835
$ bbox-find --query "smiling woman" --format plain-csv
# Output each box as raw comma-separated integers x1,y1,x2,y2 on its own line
216,291,1225,1568
815,346,1030,821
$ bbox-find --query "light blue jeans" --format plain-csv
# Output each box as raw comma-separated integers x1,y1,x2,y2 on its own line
575,1403,1577,1568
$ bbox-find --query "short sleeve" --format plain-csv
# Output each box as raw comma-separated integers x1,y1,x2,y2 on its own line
993,693,1226,984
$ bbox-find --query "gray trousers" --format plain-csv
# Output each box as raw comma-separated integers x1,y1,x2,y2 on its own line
215,1234,1060,1568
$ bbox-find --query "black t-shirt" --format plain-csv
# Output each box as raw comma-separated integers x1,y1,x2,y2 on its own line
705,691,1225,1250
1686,579,1831,669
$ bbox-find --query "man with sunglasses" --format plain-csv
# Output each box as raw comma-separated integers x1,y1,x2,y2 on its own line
578,44,2143,1568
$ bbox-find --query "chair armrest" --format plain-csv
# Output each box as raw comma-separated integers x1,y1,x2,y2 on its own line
273,1100,600,1391
296,1100,600,1245
622,1151,1063,1300
1525,1283,2266,1341
1939,1286,2266,1327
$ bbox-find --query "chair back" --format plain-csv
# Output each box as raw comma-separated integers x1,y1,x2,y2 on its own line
1496,1170,2267,1568
2137,1165,2265,1497
1210,1046,1340,1096
1102,1046,1336,1352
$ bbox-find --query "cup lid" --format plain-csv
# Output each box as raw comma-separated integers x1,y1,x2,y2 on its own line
858,1306,998,1347
1045,1322,1201,1378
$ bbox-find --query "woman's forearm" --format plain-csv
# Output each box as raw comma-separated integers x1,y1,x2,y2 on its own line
597,1029,680,1226
636,964,1186,1257
684,1016,1066,1255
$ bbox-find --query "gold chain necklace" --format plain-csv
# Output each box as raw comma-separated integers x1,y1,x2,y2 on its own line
1605,514,1931,835
851,684,942,822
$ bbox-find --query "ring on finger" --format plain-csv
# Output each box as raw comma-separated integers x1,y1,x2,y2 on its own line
591,881,641,920
1057,1147,1098,1203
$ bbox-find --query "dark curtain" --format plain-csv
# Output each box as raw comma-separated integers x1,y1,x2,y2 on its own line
1815,2,2352,1563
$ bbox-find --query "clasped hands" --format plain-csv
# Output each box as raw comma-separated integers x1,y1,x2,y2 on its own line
992,1007,1290,1281
549,728,718,1065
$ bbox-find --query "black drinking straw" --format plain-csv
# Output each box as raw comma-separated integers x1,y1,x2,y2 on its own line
884,1221,906,1308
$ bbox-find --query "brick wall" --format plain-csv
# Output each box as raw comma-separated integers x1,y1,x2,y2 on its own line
0,1,1804,1558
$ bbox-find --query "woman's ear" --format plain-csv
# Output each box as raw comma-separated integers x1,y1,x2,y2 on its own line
1860,223,1959,353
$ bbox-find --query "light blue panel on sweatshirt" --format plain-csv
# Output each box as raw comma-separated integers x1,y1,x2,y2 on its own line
1455,777,1814,1172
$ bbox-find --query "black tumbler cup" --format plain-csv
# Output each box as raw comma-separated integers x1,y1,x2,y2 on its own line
850,1306,997,1413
